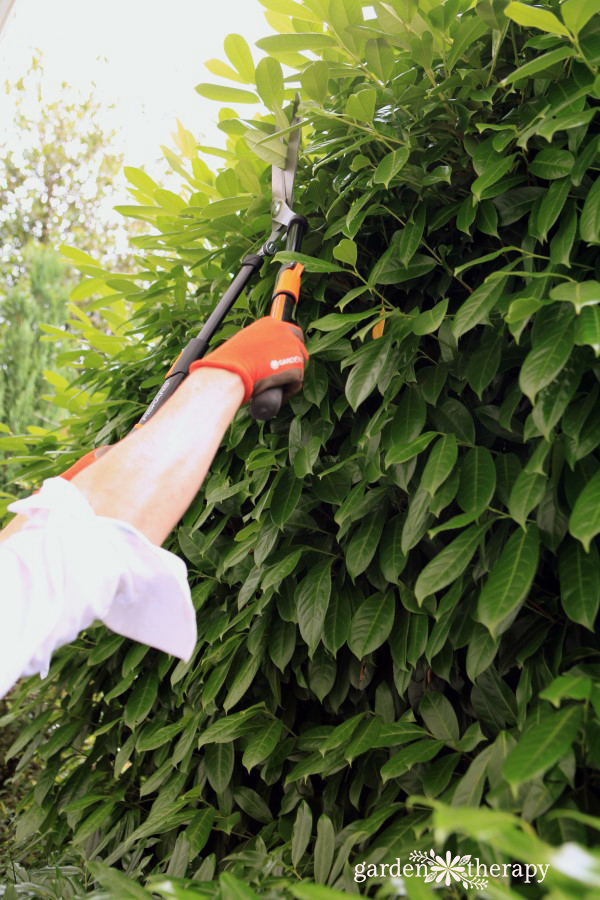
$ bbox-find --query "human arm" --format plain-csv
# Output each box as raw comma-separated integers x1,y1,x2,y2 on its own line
73,367,244,545
1,316,307,546
0,368,243,546
0,317,307,698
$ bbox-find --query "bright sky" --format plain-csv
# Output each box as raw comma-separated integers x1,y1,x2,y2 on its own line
0,0,270,175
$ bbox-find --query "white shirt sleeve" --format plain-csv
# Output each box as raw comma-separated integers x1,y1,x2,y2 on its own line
0,477,197,700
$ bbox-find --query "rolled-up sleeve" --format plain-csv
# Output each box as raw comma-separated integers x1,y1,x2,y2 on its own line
0,477,197,700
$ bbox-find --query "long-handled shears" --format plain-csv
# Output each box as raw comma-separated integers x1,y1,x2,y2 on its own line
57,96,306,481
139,93,307,426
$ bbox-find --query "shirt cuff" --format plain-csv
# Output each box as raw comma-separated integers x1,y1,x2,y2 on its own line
9,477,197,665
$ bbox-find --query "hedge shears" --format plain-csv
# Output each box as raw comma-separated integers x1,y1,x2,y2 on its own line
140,93,307,425
59,96,306,480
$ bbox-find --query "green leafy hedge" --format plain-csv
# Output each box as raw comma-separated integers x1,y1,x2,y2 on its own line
4,0,600,896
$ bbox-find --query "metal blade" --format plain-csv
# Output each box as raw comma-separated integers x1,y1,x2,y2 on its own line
271,93,302,231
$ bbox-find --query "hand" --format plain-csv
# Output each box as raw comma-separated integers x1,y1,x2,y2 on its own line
188,317,308,404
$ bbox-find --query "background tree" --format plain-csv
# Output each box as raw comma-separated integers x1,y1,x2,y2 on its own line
3,1,600,897
0,53,124,277
0,55,130,499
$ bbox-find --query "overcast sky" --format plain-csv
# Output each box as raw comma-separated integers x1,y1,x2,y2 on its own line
0,0,269,174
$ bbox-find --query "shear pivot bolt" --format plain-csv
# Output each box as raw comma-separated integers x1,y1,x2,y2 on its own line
272,200,282,215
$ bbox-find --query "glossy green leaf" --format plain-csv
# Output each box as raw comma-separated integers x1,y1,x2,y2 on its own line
345,337,391,410
123,675,158,730
559,539,600,630
466,626,499,683
472,154,517,201
378,514,407,584
420,434,458,497
242,721,283,771
255,57,284,110
296,559,333,655
397,205,426,266
415,523,489,603
519,314,574,403
185,807,215,855
313,814,335,883
274,251,345,273
271,469,302,528
322,592,351,655
269,617,297,671
373,147,410,188
412,299,448,335
574,305,600,356
501,46,575,85
540,674,593,707
197,706,265,748
205,741,234,793
537,176,571,242
503,706,583,785
562,0,600,34
385,431,438,465
256,33,337,53
224,34,255,82
220,873,260,899
333,238,358,267
508,469,546,529
504,1,569,35
291,801,313,867
345,88,376,122
452,277,507,339
447,15,488,73
551,280,600,314
346,509,387,578
195,83,258,103
234,786,273,823
381,739,444,781
419,691,460,743
457,447,496,516
371,251,437,285
348,592,395,658
477,525,540,636
529,149,574,180
301,60,329,103
569,469,600,551
580,175,600,243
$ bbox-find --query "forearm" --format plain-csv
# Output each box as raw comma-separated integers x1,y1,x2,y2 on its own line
1,316,307,548
71,368,244,544
0,368,244,547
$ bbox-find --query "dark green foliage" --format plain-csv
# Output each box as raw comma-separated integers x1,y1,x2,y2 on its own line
4,0,600,896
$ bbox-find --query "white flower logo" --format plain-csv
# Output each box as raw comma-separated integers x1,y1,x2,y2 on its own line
409,849,488,890
427,850,468,886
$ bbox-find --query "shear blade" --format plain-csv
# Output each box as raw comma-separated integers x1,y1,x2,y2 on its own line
271,93,301,231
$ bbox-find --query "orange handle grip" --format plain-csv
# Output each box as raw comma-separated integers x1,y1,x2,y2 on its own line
270,263,304,322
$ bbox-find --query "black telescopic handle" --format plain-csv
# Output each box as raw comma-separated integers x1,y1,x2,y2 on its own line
138,253,264,426
249,217,307,422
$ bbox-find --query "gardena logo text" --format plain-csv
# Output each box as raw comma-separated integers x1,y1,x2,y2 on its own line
269,355,303,370
354,851,550,890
